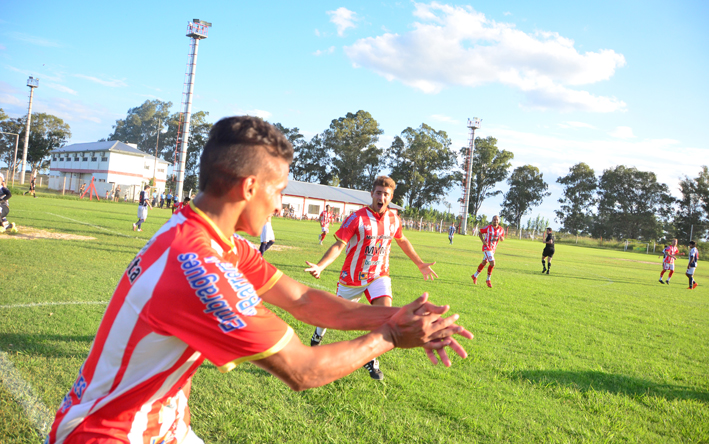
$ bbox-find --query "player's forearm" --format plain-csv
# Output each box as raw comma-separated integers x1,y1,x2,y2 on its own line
289,288,398,330
316,242,345,269
397,238,424,266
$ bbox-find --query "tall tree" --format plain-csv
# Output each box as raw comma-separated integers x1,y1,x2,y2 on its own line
323,110,383,190
555,162,597,235
388,123,458,210
0,109,23,170
462,136,514,221
0,112,71,175
161,111,211,194
594,165,672,240
675,169,708,241
108,100,172,153
500,165,550,230
290,134,331,184
696,165,709,221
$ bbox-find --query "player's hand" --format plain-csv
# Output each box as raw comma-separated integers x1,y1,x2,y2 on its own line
383,293,473,365
418,262,438,281
304,261,323,279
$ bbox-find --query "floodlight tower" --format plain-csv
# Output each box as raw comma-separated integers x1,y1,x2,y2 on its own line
460,117,482,235
20,76,39,184
174,19,211,202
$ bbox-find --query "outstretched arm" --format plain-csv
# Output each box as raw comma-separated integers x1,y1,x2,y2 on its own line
253,293,473,390
395,235,438,280
304,240,346,279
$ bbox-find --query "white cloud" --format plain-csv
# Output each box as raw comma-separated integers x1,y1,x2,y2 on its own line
44,82,77,95
313,46,336,56
315,29,321,37
245,109,272,120
609,126,635,139
344,2,626,112
430,114,460,124
74,74,127,88
328,7,358,36
565,121,596,129
33,98,109,124
8,32,61,47
503,11,512,16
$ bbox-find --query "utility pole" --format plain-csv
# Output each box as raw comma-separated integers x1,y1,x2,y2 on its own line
0,132,19,185
153,121,161,189
21,76,39,184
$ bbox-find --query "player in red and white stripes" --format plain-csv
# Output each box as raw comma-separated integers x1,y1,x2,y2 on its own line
472,215,505,288
46,117,472,444
318,205,333,245
304,176,438,380
659,239,678,284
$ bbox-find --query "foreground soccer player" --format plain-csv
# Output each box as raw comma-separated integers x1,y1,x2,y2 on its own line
304,176,438,380
472,215,505,287
46,117,471,444
687,240,699,289
318,204,333,245
541,227,554,274
659,239,678,284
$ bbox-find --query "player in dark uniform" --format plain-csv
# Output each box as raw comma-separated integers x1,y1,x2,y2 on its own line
23,175,37,198
132,185,152,232
542,227,554,274
0,185,15,231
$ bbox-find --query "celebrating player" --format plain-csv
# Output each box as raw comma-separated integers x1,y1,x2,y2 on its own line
318,204,333,245
46,117,471,444
659,239,678,284
687,240,699,289
472,215,505,288
448,224,456,245
304,176,438,380
541,227,554,274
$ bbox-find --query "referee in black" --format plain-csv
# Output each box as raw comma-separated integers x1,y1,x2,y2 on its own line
542,227,555,274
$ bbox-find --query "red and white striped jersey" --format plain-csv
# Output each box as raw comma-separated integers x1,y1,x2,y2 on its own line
480,225,505,252
334,207,403,287
663,245,678,264
319,211,333,228
47,203,292,444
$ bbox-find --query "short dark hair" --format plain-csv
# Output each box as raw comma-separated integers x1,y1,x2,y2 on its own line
199,116,293,196
690,241,696,246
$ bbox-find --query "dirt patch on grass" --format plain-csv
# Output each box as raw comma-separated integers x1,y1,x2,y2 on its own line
615,258,659,265
269,244,295,252
0,225,96,241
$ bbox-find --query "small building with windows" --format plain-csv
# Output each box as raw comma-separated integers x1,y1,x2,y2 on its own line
48,141,170,201
281,180,403,220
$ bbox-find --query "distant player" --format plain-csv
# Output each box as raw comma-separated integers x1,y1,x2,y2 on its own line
132,185,152,232
304,176,437,380
260,214,276,256
0,184,13,230
659,239,678,284
687,241,699,289
472,215,505,288
173,196,191,214
318,204,333,245
23,175,37,198
448,224,456,245
541,227,554,274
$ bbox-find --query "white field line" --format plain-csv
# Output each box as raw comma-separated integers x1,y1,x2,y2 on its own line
0,350,54,438
0,301,108,309
46,212,138,239
292,278,335,292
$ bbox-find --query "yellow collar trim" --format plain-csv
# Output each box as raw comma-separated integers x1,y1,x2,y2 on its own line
189,201,235,249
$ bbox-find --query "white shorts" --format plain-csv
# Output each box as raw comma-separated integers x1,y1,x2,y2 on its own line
321,226,329,233
482,250,495,262
180,428,205,444
687,267,696,276
337,277,392,304
662,263,674,271
137,205,148,221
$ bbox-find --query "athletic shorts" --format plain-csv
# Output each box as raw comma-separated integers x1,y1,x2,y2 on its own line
662,263,674,271
543,247,555,258
137,205,148,221
687,267,696,276
321,226,329,233
0,204,8,219
337,277,392,304
482,250,495,262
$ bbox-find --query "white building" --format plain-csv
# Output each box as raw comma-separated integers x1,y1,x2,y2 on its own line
281,180,403,220
48,141,170,201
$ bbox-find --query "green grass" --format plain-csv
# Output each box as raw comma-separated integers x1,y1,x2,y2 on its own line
1,196,708,443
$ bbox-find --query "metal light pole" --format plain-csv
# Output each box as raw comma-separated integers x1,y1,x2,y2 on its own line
0,131,19,185
460,117,481,235
21,76,39,184
153,121,161,188
175,19,211,202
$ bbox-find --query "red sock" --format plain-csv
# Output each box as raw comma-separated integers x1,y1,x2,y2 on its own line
660,270,666,278
487,264,494,275
668,270,674,278
476,263,485,273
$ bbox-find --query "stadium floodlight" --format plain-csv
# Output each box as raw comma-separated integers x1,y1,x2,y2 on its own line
20,76,39,184
460,117,482,235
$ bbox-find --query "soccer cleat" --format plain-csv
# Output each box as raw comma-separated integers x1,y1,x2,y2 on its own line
137,229,142,232
471,275,477,285
486,280,492,288
693,282,698,289
364,359,384,380
658,279,664,284
546,270,550,275
666,280,670,285
132,223,137,231
310,330,322,347
542,268,547,274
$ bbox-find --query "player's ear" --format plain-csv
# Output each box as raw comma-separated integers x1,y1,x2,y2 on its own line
240,176,258,201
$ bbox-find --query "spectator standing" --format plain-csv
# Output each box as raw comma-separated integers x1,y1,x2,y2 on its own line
160,191,165,208
260,215,276,256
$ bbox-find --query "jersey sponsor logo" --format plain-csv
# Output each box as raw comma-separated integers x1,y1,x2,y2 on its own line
178,253,247,333
126,257,142,284
359,271,368,280
366,235,392,240
363,259,380,267
365,245,385,255
341,271,348,278
342,214,357,229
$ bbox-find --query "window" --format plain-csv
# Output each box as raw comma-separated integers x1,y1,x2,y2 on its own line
308,204,320,214
98,179,106,182
332,207,341,215
91,157,97,161
74,157,80,161
145,165,150,170
158,168,165,173
53,156,57,161
82,157,88,161
101,157,108,162
59,158,64,161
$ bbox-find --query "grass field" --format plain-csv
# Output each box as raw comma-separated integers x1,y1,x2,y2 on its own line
1,195,708,443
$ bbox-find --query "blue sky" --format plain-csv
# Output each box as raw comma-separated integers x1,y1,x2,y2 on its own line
2,1,707,227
